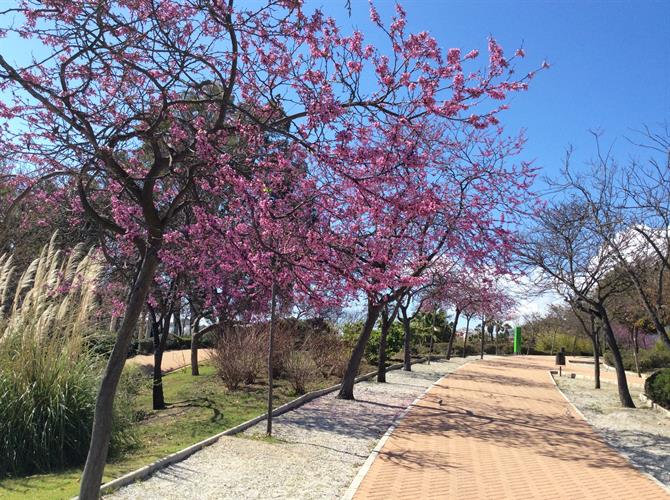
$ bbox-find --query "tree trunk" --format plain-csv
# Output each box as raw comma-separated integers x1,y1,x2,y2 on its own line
190,333,199,376
571,334,578,356
401,307,412,371
550,329,557,355
338,301,382,400
632,326,641,378
462,316,471,358
266,280,277,436
591,314,601,389
80,248,160,500
480,317,485,360
445,308,460,360
173,306,182,336
152,306,172,410
190,315,201,376
377,306,389,383
599,307,635,408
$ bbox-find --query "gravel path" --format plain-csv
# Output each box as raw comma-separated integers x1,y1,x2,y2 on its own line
108,358,470,500
556,376,670,487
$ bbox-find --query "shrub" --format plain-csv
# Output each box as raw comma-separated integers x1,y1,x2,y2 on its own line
0,237,136,477
304,332,351,378
212,325,265,390
0,340,138,477
266,323,297,378
645,368,670,409
605,341,670,373
342,321,403,364
284,351,318,394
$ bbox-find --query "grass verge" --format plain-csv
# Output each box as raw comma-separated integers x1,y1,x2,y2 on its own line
0,363,339,500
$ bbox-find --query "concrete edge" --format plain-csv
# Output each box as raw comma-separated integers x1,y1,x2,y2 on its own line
551,370,646,389
548,370,670,495
638,392,670,418
340,359,472,500
93,358,425,498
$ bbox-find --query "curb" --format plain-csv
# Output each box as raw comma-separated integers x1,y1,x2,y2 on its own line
638,392,670,418
92,358,425,498
340,359,472,500
551,369,645,388
549,371,670,495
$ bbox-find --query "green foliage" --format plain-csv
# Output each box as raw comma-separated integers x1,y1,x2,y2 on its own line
534,332,593,355
0,236,137,477
605,340,670,373
645,368,670,409
342,320,404,363
0,335,138,477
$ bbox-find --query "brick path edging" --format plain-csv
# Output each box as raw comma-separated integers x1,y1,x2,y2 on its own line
80,359,425,499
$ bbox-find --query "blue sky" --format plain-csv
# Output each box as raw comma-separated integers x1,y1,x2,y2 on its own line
311,0,669,191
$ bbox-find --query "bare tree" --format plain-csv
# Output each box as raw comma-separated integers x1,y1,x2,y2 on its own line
564,130,670,351
518,199,635,407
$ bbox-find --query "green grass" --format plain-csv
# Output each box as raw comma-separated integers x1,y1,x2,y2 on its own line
0,363,338,500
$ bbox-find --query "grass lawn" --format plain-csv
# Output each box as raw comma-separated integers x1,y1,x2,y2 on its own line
0,363,340,500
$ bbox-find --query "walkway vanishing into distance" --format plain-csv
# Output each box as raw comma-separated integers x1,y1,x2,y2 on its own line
352,356,668,500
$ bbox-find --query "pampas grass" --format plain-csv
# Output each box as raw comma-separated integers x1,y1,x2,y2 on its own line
0,234,136,477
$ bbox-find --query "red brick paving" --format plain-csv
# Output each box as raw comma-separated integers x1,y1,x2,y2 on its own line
353,356,667,500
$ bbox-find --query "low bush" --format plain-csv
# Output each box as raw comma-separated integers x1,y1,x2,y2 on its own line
645,368,670,409
212,326,265,390
304,332,351,378
0,338,138,477
284,351,318,394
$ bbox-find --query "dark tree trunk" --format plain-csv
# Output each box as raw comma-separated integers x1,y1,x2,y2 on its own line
377,306,389,383
173,306,182,336
445,308,460,360
80,247,160,500
599,307,635,408
480,317,485,360
338,301,382,400
190,312,201,376
632,326,641,378
267,280,277,435
401,307,412,371
462,316,471,358
152,306,172,410
593,335,601,389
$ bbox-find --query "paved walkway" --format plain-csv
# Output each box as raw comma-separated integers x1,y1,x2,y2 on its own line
353,356,668,500
127,348,214,373
108,359,470,500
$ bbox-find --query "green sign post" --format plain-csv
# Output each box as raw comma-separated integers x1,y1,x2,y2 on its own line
513,326,522,354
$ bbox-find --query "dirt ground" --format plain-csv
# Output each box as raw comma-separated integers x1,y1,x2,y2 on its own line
127,348,215,373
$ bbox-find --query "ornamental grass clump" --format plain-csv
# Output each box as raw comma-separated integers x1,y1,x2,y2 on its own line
0,234,136,477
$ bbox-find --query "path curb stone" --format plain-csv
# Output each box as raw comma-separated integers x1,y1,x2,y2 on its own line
89,359,424,498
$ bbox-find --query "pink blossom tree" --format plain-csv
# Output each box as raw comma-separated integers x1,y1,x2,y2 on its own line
0,0,542,494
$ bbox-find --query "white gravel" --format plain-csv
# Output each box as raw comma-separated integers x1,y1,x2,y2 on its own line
107,358,470,500
556,376,670,487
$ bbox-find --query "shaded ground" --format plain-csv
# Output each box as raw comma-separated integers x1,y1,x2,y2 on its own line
107,359,470,500
557,375,670,487
353,356,668,500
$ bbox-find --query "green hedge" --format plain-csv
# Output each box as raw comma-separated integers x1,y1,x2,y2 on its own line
645,368,670,410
